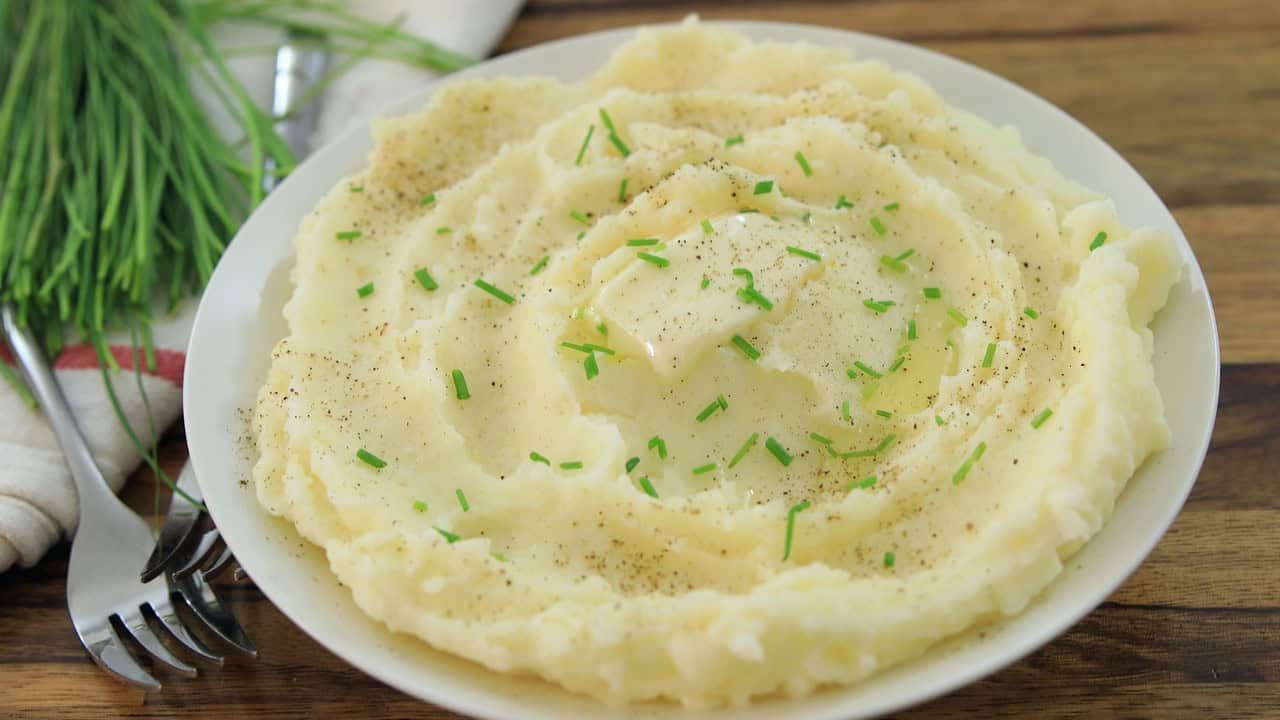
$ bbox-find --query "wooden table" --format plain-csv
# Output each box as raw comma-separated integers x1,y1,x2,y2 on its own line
4,1,1278,717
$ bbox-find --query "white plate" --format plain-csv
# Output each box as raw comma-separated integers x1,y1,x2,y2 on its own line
185,21,1220,719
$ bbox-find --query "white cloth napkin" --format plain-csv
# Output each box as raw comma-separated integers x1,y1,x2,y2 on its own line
0,0,522,574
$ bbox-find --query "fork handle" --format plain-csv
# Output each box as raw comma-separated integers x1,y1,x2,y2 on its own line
2,307,120,513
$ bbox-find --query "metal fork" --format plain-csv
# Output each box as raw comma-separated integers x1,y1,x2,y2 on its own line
3,307,213,690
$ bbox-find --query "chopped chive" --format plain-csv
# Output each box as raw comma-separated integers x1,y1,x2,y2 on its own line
700,275,710,289
492,552,506,561
598,107,618,134
883,551,896,568
474,279,515,305
972,442,987,462
870,216,887,236
1090,231,1107,251
414,268,438,291
835,194,854,209
350,185,364,193
730,334,762,360
627,237,660,246
1024,306,1040,319
794,151,813,177
782,501,810,561
638,476,659,498
597,322,608,336
577,231,586,242
876,409,893,419
875,434,897,453
693,463,717,475
626,456,640,473
724,134,744,147
530,255,550,275
729,433,759,468
946,307,969,326
530,451,551,465
574,124,596,166
356,448,386,468
923,287,942,299
455,489,470,512
336,230,362,240
413,500,427,513
887,356,906,373
854,361,881,379
840,434,896,459
435,527,460,543
436,226,452,235
863,299,892,313
451,369,471,400
636,252,670,268
879,255,908,273
356,282,375,298
618,177,629,202
648,436,667,459
861,381,881,402
584,352,599,380
701,218,714,234
560,461,584,470
897,343,911,356
907,319,918,340
842,399,852,423
1031,408,1054,429
607,133,631,157
894,249,916,262
846,474,877,491
786,246,822,261
696,395,728,422
765,437,793,467
982,342,997,368
753,180,774,195
738,208,760,214
569,210,592,226
884,202,900,211
421,193,436,206
809,431,834,446
952,442,987,484
737,286,775,311
560,341,615,355
936,415,945,426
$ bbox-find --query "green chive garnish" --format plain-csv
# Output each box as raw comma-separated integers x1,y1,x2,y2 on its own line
455,489,469,512
626,456,640,473
907,319,918,340
435,527,460,543
452,369,470,400
638,476,659,498
786,246,822,261
936,415,945,426
952,441,987,484
879,255,908,273
729,433,759,468
947,307,968,326
356,448,386,468
561,342,615,356
861,380,880,401
876,409,893,419
809,431,833,446
597,322,608,336
835,194,854,209
883,551,895,568
884,202,900,211
577,231,586,242
421,193,436,206
1024,306,1039,319
737,286,774,311
636,252,669,268
753,180,774,195
413,500,427,512
648,436,667,459
731,334,761,360
693,463,717,475
846,474,877,491
765,437,793,467
617,177,629,202
574,124,595,166
839,434,896,459
854,361,881,379
415,268,438,291
530,255,550,275
696,394,728,422
584,352,599,380
701,218,714,234
350,185,364,193
560,461,583,470
474,279,515,305
841,399,852,423
1090,231,1107,251
1031,408,1054,429
724,135,744,147
700,275,710,289
627,237,659,246
336,230,362,240
923,287,942,299
356,282,374,298
492,552,506,561
870,216,887,236
982,342,997,368
782,501,810,561
863,299,893,313
598,107,618,134
530,451,551,465
887,356,906,373
607,133,631,156
794,151,813,177
569,210,592,226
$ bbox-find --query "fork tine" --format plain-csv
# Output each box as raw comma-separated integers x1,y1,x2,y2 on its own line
174,571,257,657
174,528,221,579
203,545,236,581
151,597,224,666
120,608,197,677
80,618,162,691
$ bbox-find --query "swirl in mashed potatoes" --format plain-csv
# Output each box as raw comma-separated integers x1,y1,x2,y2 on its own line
254,20,1180,706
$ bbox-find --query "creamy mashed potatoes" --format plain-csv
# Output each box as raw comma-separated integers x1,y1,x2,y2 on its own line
254,20,1181,706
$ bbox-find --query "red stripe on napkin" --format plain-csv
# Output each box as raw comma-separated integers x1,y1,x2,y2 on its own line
1,344,184,387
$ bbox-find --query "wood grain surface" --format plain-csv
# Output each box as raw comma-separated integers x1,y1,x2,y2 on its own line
3,1,1277,718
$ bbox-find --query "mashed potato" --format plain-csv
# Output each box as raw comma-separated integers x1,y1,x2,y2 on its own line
253,20,1180,706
